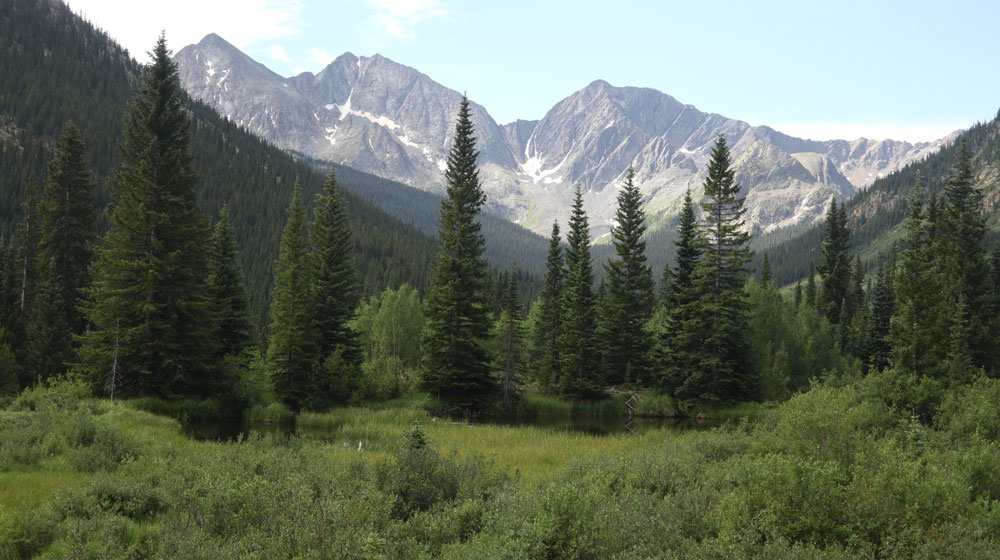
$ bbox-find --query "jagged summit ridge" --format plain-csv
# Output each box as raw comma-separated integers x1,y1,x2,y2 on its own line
174,34,955,237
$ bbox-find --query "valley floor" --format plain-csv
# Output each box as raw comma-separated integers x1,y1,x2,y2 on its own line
3,377,1000,558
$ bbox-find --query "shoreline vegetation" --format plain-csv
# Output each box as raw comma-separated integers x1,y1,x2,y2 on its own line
4,376,1000,558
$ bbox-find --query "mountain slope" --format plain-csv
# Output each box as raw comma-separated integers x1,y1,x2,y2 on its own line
175,36,953,238
758,113,1000,285
0,0,444,328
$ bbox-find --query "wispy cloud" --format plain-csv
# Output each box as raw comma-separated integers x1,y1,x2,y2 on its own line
267,44,292,63
362,0,451,40
307,48,334,66
65,0,304,59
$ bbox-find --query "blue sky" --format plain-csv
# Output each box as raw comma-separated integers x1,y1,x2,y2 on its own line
67,0,999,141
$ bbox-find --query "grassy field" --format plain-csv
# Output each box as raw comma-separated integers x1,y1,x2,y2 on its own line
4,377,1000,558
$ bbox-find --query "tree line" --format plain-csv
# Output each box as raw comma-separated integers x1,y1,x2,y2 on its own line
4,30,998,418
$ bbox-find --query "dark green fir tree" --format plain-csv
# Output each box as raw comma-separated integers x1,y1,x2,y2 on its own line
759,253,772,287
310,168,363,406
890,181,947,377
206,206,252,361
28,122,96,378
805,263,817,308
558,187,602,399
678,134,754,406
494,268,524,406
818,199,850,325
602,167,655,386
865,261,894,371
420,96,496,410
937,140,993,371
656,188,701,393
267,180,318,412
77,36,214,397
530,221,564,390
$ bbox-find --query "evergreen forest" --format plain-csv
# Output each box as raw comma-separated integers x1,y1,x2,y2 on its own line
4,1,1000,558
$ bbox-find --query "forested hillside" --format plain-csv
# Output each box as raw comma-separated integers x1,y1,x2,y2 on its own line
299,156,550,282
758,115,1000,285
1,0,453,327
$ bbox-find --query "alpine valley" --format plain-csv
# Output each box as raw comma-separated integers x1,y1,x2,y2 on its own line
175,33,955,239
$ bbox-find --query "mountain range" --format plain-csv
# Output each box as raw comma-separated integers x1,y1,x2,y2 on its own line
175,34,956,238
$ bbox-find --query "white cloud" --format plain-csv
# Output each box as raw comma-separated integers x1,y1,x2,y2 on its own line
65,0,303,60
267,44,292,63
767,120,969,143
362,0,450,40
307,48,334,67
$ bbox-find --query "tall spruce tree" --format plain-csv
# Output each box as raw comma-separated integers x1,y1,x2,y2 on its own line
818,199,850,325
759,253,772,287
267,180,317,412
602,168,655,386
310,167,363,406
865,261,894,371
77,36,214,397
206,206,252,361
28,122,97,377
805,263,817,308
936,140,993,372
678,135,754,406
420,96,496,410
890,182,947,377
656,188,702,393
9,176,40,383
494,268,524,406
15,174,41,315
558,187,602,399
530,221,564,390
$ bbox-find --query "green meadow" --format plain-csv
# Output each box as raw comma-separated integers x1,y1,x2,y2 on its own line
4,376,1000,559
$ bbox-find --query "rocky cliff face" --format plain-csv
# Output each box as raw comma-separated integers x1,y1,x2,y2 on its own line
175,34,954,238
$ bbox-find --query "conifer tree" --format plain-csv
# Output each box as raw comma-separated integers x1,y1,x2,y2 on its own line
759,253,772,287
15,174,41,315
794,279,803,308
558,187,602,399
310,167,362,405
9,176,39,380
866,261,894,371
530,221,564,390
673,189,700,305
602,168,655,385
805,263,817,308
659,262,672,305
267,180,317,412
77,36,213,397
677,135,754,406
818,199,850,324
420,96,496,410
206,206,252,361
944,295,976,385
936,141,993,371
29,122,96,377
494,268,524,405
838,256,865,356
891,182,947,377
655,188,701,392
26,257,71,378
0,324,17,397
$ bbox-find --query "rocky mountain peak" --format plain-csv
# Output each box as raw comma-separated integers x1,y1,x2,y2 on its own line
175,34,955,238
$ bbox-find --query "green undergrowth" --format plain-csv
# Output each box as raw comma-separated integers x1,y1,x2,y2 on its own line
4,377,1000,558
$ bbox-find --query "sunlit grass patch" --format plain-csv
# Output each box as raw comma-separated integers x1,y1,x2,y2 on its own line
0,470,89,511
